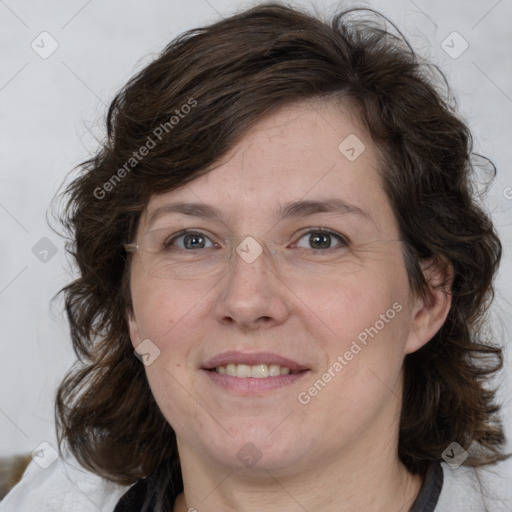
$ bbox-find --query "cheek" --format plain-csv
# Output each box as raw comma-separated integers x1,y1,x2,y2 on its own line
129,271,212,348
143,363,207,438
293,258,413,412
297,296,411,438
130,279,213,430
290,260,410,342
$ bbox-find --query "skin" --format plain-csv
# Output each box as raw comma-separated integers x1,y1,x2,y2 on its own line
127,99,452,512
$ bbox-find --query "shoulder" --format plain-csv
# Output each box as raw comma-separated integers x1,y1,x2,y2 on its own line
0,444,133,512
437,459,512,511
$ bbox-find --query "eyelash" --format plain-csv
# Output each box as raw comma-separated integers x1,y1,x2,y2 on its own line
164,228,350,252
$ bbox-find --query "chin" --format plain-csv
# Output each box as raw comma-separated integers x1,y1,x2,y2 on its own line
199,427,311,473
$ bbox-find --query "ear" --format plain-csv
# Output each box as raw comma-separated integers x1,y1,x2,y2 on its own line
405,257,453,355
126,308,140,350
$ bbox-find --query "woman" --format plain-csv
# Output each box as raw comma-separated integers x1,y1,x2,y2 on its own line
1,3,509,511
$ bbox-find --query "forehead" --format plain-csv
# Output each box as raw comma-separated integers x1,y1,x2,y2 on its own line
142,99,397,237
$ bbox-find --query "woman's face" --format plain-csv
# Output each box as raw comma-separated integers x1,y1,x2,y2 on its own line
127,100,434,475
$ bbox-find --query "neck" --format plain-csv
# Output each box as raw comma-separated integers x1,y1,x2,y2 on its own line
173,372,422,512
173,433,423,512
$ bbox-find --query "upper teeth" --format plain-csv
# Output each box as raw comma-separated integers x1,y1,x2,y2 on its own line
215,363,293,378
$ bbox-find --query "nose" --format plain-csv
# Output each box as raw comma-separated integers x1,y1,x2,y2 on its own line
213,237,291,331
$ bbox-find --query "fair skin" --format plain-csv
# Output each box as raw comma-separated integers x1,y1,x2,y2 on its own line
127,99,451,512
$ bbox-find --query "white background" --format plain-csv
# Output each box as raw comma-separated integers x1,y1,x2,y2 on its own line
0,0,511,465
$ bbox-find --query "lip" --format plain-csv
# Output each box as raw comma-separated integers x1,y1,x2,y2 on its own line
203,369,309,393
202,351,309,372
201,351,310,395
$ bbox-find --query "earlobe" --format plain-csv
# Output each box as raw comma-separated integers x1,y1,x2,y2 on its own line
126,309,140,349
405,258,453,355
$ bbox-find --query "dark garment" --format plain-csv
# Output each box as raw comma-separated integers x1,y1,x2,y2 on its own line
114,459,182,512
115,461,443,511
410,461,444,512
114,479,153,512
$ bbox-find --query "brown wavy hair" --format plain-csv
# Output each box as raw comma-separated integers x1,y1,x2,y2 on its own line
55,0,509,500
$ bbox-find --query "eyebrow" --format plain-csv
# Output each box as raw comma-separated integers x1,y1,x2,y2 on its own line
147,198,370,228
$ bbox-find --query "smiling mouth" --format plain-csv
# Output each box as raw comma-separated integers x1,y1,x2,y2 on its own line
210,363,304,378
